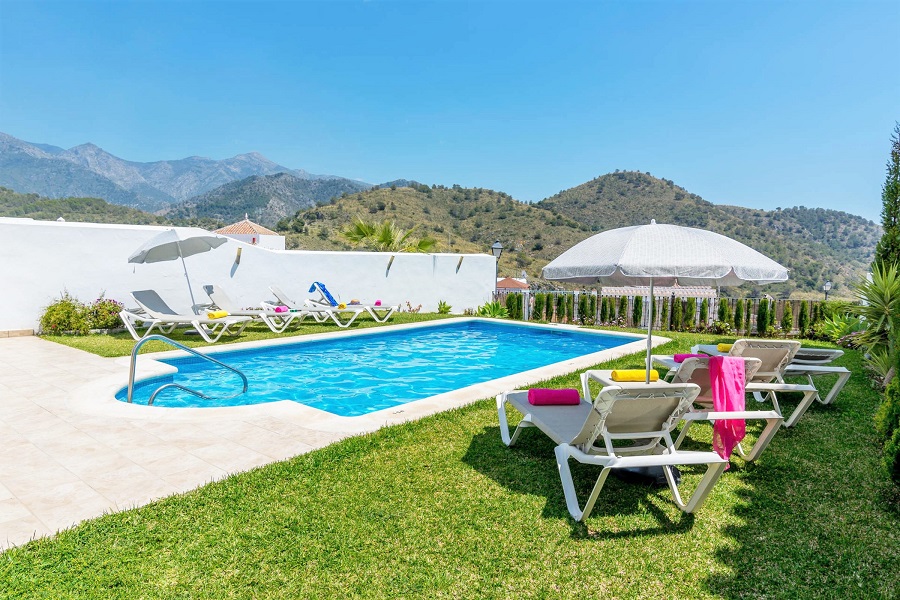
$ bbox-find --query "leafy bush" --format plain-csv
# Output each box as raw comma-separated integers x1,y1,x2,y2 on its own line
437,300,452,315
476,301,509,318
708,320,734,335
819,313,865,342
87,295,124,330
876,376,900,483
40,291,90,335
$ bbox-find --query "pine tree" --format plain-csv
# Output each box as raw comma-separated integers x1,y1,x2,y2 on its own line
875,123,900,267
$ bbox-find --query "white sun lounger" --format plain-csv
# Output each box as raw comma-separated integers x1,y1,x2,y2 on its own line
307,281,399,323
268,284,367,329
122,289,251,343
202,284,317,333
497,382,728,522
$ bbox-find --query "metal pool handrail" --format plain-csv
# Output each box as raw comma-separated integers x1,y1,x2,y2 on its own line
127,334,248,406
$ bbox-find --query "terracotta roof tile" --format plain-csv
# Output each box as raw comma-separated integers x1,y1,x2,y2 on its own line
214,219,279,236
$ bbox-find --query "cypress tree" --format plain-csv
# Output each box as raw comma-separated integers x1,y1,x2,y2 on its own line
685,297,696,330
781,301,793,334
745,299,753,334
798,300,809,335
875,123,900,267
734,298,744,333
534,293,545,321
632,296,643,327
699,298,709,326
618,296,628,324
589,294,597,322
568,294,575,323
672,298,684,331
757,299,769,336
661,297,670,331
768,299,777,330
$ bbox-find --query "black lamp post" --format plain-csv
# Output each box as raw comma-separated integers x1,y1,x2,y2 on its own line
490,240,503,292
823,280,832,301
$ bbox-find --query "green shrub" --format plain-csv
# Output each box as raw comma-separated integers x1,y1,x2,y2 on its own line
744,300,753,335
568,294,576,323
885,427,900,484
617,296,628,325
709,320,734,335
699,298,709,326
505,293,520,319
660,297,670,331
437,300,452,315
556,294,566,322
875,377,900,440
476,301,509,318
40,291,89,335
87,295,124,329
632,296,643,327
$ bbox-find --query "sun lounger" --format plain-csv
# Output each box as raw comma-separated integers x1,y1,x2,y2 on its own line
123,289,251,343
269,284,367,329
203,284,316,333
307,281,398,323
497,382,728,522
660,358,785,461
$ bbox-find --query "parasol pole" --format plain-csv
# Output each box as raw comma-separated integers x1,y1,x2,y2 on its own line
177,241,200,314
646,276,654,384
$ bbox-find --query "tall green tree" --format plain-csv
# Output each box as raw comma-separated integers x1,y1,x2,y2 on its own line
875,123,900,267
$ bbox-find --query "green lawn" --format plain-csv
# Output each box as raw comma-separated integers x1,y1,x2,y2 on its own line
2,326,898,598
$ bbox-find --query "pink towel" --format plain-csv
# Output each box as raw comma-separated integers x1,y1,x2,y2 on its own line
274,305,289,313
374,300,382,306
674,353,707,363
528,388,581,406
709,355,746,468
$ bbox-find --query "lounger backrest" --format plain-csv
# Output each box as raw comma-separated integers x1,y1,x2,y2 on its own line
269,285,296,308
730,339,801,382
670,357,762,406
308,281,339,307
203,284,236,312
570,384,699,450
131,290,179,318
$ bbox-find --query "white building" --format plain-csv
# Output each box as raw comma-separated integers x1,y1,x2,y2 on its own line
214,216,285,250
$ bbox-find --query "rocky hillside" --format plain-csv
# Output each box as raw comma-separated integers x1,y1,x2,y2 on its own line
164,172,372,224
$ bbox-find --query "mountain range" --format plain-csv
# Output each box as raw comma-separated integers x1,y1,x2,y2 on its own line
0,133,882,298
0,132,367,212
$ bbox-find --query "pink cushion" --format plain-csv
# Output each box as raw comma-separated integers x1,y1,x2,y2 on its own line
674,353,707,363
274,305,289,313
528,388,581,406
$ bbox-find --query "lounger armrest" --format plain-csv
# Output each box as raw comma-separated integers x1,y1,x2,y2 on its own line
682,410,782,422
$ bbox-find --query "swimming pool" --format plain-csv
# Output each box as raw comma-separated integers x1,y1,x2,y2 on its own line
117,320,641,416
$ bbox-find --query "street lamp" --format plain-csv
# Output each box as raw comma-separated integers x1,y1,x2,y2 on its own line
823,280,832,301
490,240,503,292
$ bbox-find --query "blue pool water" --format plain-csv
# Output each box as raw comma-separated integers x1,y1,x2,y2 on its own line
117,320,635,416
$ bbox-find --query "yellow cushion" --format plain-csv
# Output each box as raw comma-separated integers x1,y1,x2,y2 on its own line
338,302,347,309
610,369,659,382
207,310,229,319
717,343,733,352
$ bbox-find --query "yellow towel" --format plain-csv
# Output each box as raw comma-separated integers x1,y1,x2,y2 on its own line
717,343,733,352
207,310,229,319
338,302,347,309
610,369,659,382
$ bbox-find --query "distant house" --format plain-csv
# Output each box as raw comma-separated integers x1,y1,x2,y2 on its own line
214,215,285,250
497,277,529,291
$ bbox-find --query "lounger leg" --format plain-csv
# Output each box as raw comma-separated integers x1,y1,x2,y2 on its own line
669,461,727,514
782,390,821,428
818,370,852,405
496,393,534,447
674,421,694,450
734,414,783,461
554,444,612,522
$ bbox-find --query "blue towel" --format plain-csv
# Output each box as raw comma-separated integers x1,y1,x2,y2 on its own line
308,281,339,307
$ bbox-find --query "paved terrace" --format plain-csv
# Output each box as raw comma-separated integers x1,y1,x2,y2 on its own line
1,326,650,551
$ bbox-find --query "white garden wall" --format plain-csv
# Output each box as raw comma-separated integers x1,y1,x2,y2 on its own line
0,218,497,333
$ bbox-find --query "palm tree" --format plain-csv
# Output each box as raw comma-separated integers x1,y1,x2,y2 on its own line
342,217,436,253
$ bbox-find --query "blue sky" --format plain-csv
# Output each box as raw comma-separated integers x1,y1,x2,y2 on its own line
1,0,897,222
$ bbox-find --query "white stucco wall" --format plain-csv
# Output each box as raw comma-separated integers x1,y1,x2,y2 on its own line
0,218,497,332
